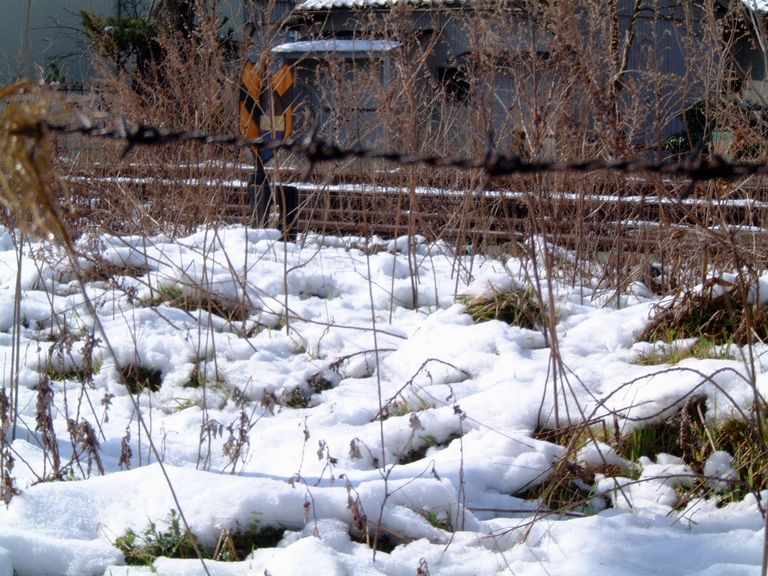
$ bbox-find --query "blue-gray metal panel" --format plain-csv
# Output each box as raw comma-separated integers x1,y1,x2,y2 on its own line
1,0,124,84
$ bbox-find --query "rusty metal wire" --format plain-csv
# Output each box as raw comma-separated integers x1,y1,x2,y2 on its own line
24,119,768,183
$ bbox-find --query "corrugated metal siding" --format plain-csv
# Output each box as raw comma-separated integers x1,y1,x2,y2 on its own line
622,2,694,141
1,0,124,85
0,0,248,86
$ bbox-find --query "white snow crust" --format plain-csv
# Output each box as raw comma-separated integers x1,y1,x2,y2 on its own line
0,224,764,575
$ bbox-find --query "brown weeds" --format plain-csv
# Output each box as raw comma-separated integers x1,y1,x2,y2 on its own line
35,376,62,479
642,277,768,346
0,82,71,242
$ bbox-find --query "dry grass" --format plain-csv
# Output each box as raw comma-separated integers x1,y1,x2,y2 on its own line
143,283,250,323
9,0,760,296
634,338,735,366
530,395,768,514
641,277,768,346
458,288,543,329
53,4,247,236
0,82,71,242
115,509,286,566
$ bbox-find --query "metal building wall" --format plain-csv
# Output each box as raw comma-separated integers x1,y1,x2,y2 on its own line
0,1,249,86
620,0,699,144
0,1,128,85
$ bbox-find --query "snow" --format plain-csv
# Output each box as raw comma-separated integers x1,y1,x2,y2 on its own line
745,0,768,13
272,40,403,55
296,0,459,10
0,222,765,575
296,0,768,15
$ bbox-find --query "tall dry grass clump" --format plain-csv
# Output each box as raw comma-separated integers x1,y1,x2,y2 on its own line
0,82,71,242
60,0,247,236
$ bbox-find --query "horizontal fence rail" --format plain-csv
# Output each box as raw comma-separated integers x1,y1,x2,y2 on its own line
56,157,768,251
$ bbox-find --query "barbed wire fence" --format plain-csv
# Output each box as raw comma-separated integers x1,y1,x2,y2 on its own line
7,111,768,298
28,118,768,185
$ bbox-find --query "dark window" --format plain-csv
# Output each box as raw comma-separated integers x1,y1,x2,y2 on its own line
439,66,470,104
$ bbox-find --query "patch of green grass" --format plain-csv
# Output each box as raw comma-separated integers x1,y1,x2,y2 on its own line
606,397,709,468
212,515,285,561
45,354,102,384
531,398,768,512
397,432,462,465
115,510,286,566
183,364,205,389
619,419,688,463
529,404,703,513
517,459,624,515
44,362,90,382
665,415,768,507
119,364,163,394
527,424,628,514
116,510,198,567
181,361,228,394
43,329,102,385
458,288,543,329
423,510,452,532
708,418,768,499
144,283,249,323
182,362,219,389
634,337,735,365
283,386,311,409
144,284,185,307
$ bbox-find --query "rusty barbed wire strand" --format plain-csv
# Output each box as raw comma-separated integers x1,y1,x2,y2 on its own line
17,119,768,182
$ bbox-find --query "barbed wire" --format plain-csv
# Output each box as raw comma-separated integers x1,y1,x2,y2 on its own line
23,119,768,182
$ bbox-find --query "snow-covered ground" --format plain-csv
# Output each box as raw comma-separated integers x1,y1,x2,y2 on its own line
0,224,765,575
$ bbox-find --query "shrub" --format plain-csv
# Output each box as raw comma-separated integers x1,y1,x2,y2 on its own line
80,10,160,78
